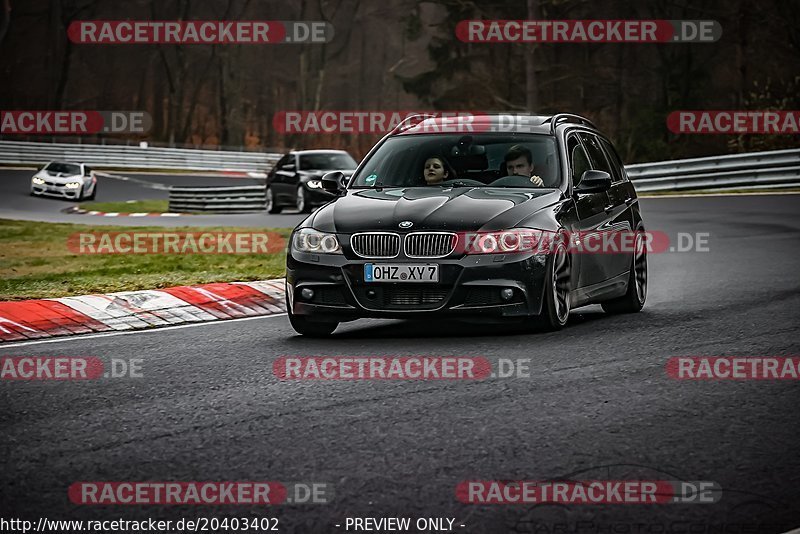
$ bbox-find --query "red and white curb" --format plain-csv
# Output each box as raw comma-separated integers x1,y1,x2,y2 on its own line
0,280,286,342
63,206,184,217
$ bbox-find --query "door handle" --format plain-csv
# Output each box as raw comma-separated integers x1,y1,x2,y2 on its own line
604,204,615,213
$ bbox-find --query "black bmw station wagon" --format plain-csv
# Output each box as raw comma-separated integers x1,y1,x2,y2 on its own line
285,113,647,336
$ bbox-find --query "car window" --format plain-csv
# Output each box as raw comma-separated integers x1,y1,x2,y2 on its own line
578,133,614,178
299,153,357,171
281,156,297,169
350,133,560,188
44,162,81,175
598,137,626,183
566,135,591,188
273,155,290,172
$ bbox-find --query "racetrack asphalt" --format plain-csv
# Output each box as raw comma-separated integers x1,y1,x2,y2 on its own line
1,185,799,531
0,168,306,227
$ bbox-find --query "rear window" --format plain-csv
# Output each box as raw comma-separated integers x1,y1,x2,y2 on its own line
350,134,560,188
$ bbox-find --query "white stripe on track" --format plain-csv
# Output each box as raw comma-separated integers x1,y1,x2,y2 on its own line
0,313,288,348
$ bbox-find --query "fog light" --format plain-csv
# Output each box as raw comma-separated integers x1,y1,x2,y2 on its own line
500,288,514,301
300,288,315,300
366,289,377,299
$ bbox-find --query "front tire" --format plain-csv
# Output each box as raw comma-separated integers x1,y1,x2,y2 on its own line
295,186,310,213
533,241,571,331
288,307,338,337
601,226,647,314
266,187,282,214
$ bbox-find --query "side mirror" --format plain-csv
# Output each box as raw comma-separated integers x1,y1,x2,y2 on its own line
574,170,611,194
321,171,345,194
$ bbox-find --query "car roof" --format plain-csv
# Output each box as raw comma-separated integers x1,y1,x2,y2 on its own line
290,149,352,156
393,113,599,136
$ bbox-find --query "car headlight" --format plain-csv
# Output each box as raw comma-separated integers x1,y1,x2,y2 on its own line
462,228,548,254
306,180,322,189
292,228,342,254
65,181,82,189
32,177,45,184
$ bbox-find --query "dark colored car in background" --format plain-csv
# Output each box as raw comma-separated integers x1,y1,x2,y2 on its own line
266,149,357,213
285,113,648,336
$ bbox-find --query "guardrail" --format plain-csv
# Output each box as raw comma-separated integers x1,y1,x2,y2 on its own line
3,140,798,211
0,140,281,174
626,148,800,192
169,185,267,213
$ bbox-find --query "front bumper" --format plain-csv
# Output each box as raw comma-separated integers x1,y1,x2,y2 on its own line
287,250,549,322
31,183,81,199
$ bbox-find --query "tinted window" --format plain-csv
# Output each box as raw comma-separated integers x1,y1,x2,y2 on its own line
350,134,560,188
566,135,591,188
273,155,290,173
598,137,626,183
578,133,613,176
299,153,357,171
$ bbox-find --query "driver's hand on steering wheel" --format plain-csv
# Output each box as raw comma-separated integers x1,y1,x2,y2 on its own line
529,174,544,187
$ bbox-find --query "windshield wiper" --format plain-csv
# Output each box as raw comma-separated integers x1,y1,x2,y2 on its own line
439,181,476,188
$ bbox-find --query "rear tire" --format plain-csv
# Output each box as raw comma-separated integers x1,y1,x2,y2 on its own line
266,187,282,214
601,225,647,314
288,307,338,337
532,241,571,331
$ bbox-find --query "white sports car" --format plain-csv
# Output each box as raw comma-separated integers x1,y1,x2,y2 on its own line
30,161,97,201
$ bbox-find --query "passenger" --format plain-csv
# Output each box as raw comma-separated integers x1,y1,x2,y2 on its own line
503,145,544,186
422,156,456,185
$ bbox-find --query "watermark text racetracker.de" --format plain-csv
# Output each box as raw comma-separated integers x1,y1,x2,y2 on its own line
68,231,285,255
67,21,333,44
455,20,721,43
456,229,710,255
668,110,800,134
667,356,800,380
273,356,543,380
457,480,721,504
1,111,151,135
0,356,143,380
68,481,332,505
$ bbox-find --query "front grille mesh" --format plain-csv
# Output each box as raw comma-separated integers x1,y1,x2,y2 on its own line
405,232,457,258
384,287,448,307
463,287,503,307
312,287,348,306
351,233,400,258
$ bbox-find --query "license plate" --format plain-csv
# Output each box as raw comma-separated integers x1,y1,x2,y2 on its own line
364,264,439,283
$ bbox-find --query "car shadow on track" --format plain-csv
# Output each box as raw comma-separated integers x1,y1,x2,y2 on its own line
285,306,634,342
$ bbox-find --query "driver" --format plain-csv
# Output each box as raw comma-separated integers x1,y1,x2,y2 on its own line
504,145,544,187
422,156,456,185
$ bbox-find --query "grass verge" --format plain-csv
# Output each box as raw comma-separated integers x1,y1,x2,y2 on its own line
78,199,170,213
0,219,290,300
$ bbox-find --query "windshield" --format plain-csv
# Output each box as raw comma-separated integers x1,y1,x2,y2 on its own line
350,134,560,188
44,162,81,175
299,152,357,171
